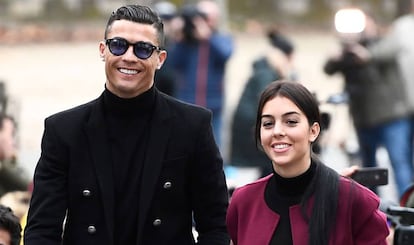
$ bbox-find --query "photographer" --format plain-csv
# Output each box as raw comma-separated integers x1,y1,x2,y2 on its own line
323,10,413,197
168,0,234,150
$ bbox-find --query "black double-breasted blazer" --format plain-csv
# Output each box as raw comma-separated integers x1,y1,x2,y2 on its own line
24,89,229,245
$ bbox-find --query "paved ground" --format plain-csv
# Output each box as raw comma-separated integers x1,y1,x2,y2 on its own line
0,30,398,202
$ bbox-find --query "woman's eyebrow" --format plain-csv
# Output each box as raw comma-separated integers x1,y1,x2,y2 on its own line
261,111,300,118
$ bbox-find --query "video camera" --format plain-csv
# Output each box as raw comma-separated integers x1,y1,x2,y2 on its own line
348,167,414,244
382,202,414,245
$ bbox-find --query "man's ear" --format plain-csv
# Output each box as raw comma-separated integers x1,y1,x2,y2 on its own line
99,41,106,61
157,50,167,70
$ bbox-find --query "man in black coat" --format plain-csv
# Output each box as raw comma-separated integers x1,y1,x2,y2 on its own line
24,4,229,245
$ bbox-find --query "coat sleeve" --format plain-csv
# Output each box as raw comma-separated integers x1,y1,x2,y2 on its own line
24,116,68,245
210,33,233,65
226,188,240,245
190,109,230,245
350,183,390,245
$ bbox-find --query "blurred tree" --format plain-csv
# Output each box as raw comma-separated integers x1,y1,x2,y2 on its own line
229,0,277,19
0,0,9,12
356,0,394,22
306,0,331,24
79,0,101,19
396,0,412,17
44,0,71,20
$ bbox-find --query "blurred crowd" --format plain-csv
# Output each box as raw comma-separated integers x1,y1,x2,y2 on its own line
153,0,234,149
227,2,414,207
0,82,31,245
323,6,414,199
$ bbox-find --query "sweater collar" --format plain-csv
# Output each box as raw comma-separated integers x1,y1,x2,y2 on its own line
272,161,316,196
103,85,155,117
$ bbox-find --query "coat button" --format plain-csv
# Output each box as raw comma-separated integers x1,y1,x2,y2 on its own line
87,225,96,234
163,181,172,189
153,219,162,226
82,189,91,197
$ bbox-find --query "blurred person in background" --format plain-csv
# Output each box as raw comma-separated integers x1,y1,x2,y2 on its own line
0,204,21,245
384,0,414,129
168,0,234,150
365,1,414,168
324,11,413,197
229,28,296,178
153,1,179,96
0,114,30,197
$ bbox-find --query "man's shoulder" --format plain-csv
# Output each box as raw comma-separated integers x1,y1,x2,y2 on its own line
160,93,211,115
46,97,98,122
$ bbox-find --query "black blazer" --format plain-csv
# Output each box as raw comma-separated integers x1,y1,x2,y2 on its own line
24,89,229,245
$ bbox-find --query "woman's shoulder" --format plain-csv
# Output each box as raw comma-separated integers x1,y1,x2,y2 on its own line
232,175,272,198
338,176,381,209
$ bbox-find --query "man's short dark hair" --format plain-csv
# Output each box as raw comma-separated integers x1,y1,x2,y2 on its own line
104,4,165,48
0,205,22,245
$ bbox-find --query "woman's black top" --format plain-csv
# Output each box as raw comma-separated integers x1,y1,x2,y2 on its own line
265,162,316,245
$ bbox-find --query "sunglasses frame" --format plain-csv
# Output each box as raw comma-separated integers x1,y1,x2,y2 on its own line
105,37,162,60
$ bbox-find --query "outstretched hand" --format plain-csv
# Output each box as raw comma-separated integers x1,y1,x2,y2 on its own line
339,165,360,177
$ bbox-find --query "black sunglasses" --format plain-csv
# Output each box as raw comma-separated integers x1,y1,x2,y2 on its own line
105,37,162,60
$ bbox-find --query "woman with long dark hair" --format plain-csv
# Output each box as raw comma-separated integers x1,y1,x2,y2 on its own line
226,80,389,245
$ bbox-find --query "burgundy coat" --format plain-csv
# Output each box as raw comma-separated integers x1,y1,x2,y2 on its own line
227,174,389,245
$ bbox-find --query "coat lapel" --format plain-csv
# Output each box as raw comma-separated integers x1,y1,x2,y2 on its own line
84,97,115,245
136,92,173,243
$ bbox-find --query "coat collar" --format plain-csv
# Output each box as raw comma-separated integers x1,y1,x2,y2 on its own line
85,96,115,244
136,91,173,242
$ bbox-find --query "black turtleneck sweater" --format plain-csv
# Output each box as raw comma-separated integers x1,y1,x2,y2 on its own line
265,162,316,245
102,86,155,245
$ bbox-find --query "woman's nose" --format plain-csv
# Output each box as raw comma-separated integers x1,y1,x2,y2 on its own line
272,123,286,137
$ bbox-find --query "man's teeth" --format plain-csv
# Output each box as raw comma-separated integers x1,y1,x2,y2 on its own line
119,68,138,74
274,144,289,149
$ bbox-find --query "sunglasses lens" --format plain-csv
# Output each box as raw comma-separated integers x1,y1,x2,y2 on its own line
108,38,128,56
134,43,154,59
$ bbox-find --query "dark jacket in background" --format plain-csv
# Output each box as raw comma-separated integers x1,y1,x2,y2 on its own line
230,58,279,176
324,39,410,129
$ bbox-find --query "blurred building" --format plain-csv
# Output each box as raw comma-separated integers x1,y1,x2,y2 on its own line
3,0,400,23
5,0,148,18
